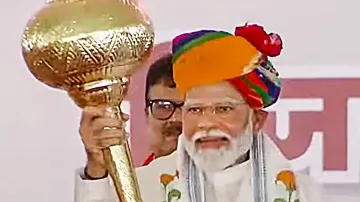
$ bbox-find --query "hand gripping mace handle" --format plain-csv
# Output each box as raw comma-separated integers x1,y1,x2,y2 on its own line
103,106,143,202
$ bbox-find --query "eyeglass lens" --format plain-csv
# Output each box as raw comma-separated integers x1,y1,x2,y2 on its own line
151,100,176,120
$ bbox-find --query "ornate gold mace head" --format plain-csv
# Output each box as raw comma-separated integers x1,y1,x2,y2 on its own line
21,0,154,201
22,0,154,107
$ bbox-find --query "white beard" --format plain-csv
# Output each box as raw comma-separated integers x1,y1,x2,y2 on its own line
181,123,253,173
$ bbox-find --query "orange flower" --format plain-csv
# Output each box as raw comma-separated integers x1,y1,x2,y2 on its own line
275,170,297,192
160,171,178,187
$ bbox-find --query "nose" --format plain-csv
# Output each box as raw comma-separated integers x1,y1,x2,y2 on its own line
196,113,220,131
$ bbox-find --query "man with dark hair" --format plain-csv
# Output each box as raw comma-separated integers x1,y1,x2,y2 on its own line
77,54,183,183
142,54,183,165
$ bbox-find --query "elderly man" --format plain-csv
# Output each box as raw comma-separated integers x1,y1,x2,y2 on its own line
75,24,322,202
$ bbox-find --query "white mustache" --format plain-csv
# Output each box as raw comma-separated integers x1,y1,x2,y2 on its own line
192,129,232,142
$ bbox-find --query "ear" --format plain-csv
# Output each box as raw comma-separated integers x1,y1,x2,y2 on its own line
252,110,268,133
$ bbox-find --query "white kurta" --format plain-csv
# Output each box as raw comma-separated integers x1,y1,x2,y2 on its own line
74,150,323,202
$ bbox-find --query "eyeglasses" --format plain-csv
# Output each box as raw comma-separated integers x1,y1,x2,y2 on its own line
183,102,248,120
148,99,184,120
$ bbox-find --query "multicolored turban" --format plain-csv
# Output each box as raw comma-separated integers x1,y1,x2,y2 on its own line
172,24,283,109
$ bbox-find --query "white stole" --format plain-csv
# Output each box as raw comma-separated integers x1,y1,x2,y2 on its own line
164,134,305,202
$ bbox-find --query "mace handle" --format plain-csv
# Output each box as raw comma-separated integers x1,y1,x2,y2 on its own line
103,105,143,202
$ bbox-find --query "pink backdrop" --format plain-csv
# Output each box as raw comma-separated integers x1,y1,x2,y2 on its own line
126,42,171,166
3,1,360,201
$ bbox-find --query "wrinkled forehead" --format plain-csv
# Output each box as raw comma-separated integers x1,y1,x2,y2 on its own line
184,81,246,105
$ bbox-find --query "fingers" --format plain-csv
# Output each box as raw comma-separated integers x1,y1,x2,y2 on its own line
82,106,104,122
92,117,123,134
80,107,104,133
91,129,128,149
81,128,128,150
94,129,124,139
79,106,131,154
96,129,125,148
81,107,128,130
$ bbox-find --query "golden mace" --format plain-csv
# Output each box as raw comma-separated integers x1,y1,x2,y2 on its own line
21,0,155,201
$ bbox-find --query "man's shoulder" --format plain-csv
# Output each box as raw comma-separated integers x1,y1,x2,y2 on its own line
136,151,178,175
134,151,179,201
135,151,178,186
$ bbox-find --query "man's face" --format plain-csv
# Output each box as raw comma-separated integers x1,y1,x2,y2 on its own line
146,82,183,158
181,81,266,172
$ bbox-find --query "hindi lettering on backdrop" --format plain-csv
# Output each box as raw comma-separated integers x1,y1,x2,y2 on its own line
266,78,360,183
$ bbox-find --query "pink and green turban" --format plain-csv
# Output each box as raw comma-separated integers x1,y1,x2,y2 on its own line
172,24,283,109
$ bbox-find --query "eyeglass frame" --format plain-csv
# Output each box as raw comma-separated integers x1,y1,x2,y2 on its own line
146,99,184,120
182,101,249,120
